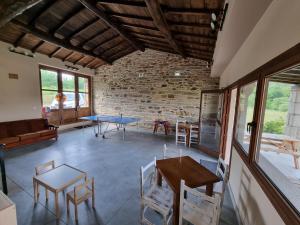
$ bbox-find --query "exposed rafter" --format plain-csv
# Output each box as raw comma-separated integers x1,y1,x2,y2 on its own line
63,51,76,61
77,0,144,51
92,34,119,53
108,12,152,22
73,55,86,65
52,7,84,36
49,47,62,58
31,40,44,53
174,32,217,41
98,0,146,8
109,46,134,60
145,0,185,57
13,32,27,47
28,0,58,25
162,6,220,16
122,23,159,32
130,31,164,40
85,58,97,68
12,20,112,64
102,40,127,55
69,19,99,40
169,21,211,29
79,27,110,48
0,0,42,28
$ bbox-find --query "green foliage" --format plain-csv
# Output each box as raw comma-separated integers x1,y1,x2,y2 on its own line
263,117,285,134
266,82,291,112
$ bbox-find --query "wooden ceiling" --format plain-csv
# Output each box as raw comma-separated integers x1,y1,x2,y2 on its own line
0,0,225,69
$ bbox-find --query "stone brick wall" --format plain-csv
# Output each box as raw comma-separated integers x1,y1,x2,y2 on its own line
93,49,219,130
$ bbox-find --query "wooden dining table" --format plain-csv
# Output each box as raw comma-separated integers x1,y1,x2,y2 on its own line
156,156,220,225
33,164,86,218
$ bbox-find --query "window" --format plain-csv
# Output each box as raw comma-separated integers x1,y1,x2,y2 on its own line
78,77,89,108
40,69,59,109
235,81,257,153
255,65,300,213
62,73,75,109
39,66,91,124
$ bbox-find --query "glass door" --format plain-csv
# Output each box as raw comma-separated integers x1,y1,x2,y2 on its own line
61,73,77,124
198,90,224,157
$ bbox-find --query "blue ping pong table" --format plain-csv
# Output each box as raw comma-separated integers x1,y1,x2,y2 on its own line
80,114,140,140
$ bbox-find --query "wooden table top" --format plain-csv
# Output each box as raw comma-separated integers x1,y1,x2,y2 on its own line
33,164,86,192
156,156,220,193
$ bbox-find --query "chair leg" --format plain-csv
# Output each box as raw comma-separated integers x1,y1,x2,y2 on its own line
67,198,70,218
45,188,49,201
37,184,40,200
92,192,95,208
74,203,78,222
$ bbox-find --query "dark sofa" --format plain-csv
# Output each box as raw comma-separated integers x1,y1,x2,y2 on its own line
0,118,58,150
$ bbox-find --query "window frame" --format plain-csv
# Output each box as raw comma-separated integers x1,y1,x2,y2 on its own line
229,43,300,225
39,65,92,111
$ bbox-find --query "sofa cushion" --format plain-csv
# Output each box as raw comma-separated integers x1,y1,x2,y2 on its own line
9,121,30,136
37,129,56,137
0,137,20,145
30,119,47,132
0,123,8,138
17,132,40,141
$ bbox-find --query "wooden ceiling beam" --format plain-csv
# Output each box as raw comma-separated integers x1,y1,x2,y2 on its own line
28,0,58,25
136,37,167,44
49,47,62,58
12,20,112,64
0,0,42,28
52,7,84,35
73,55,86,65
79,27,110,48
145,0,185,57
77,0,144,51
130,30,165,40
93,61,105,69
98,0,146,8
85,58,97,68
108,12,152,22
31,40,44,53
63,51,76,61
109,46,134,60
162,6,220,16
174,32,217,41
169,21,211,29
92,34,119,53
13,32,27,47
69,18,99,40
102,40,127,55
137,39,170,48
176,39,215,47
122,23,159,32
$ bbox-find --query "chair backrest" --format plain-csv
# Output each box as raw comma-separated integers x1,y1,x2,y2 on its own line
190,124,199,133
163,144,182,159
140,157,156,197
35,160,55,176
216,157,229,183
73,177,94,202
179,180,221,225
176,120,186,133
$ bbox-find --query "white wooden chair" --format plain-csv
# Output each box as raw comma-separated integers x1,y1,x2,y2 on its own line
189,124,199,147
163,144,182,159
66,177,95,222
140,157,173,225
35,160,55,201
176,120,187,146
198,157,229,206
179,180,221,225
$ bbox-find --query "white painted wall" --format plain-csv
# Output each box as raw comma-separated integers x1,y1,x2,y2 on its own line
219,0,300,87
219,1,300,224
0,41,94,122
229,148,285,225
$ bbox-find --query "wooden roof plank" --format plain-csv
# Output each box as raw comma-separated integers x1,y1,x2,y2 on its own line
0,0,42,28
31,40,44,53
92,34,119,53
69,18,99,40
79,27,111,48
175,31,216,41
49,47,62,58
162,6,221,16
11,20,112,64
108,12,152,22
145,0,185,57
73,55,86,64
28,0,58,25
13,32,27,47
98,0,146,8
77,0,144,51
63,51,76,61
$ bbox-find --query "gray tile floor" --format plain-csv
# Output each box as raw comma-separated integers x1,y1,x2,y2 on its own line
3,127,238,225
